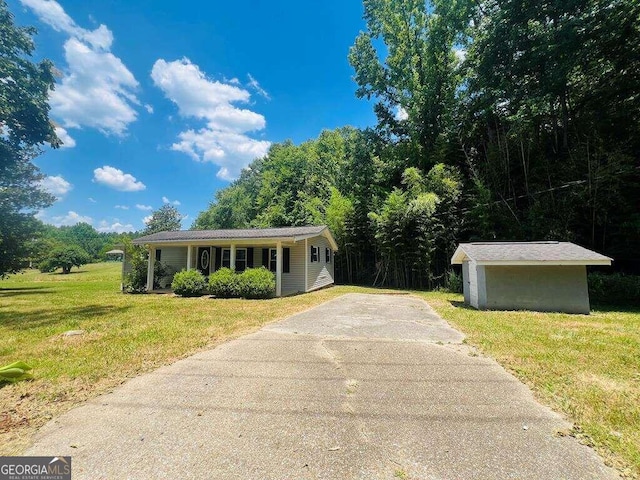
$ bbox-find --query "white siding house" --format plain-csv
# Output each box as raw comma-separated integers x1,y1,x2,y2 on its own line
451,242,612,314
128,225,338,297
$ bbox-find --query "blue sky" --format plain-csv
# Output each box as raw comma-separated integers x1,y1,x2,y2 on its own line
8,0,376,232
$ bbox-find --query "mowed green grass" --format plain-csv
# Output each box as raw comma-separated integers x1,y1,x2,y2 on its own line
0,262,387,454
417,291,640,478
2,263,638,477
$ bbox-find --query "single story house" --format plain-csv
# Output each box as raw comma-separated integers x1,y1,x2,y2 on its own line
128,225,338,297
451,241,612,314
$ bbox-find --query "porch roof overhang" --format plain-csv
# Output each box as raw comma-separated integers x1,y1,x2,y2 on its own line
132,225,339,250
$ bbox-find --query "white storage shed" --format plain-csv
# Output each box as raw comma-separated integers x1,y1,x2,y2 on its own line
451,242,612,314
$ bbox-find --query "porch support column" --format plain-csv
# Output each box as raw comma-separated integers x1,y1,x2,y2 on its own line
186,246,192,271
276,241,282,297
230,244,236,271
146,246,155,292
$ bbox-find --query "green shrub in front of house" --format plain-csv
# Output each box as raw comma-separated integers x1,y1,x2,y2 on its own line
208,267,241,298
237,267,276,299
208,267,275,299
171,269,207,297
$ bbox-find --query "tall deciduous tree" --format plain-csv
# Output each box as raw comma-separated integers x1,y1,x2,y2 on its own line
143,205,183,235
0,0,60,277
348,0,471,170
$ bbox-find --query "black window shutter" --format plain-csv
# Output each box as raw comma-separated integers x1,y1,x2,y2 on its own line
155,249,161,262
215,247,222,270
262,248,269,267
283,248,290,273
247,247,254,268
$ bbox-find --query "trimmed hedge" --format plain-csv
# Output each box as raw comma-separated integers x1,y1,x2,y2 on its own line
171,269,207,297
588,272,640,305
208,268,240,298
208,267,276,299
237,267,276,299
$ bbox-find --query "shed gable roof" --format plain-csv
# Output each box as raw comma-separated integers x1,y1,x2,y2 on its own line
133,225,338,249
451,242,612,266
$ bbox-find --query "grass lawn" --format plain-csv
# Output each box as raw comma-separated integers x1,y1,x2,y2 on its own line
2,263,638,478
0,262,388,455
418,291,640,478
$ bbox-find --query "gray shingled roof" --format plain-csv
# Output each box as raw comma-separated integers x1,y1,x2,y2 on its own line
451,241,612,265
133,225,328,245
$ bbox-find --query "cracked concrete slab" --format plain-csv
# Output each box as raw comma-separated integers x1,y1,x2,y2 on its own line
26,293,619,479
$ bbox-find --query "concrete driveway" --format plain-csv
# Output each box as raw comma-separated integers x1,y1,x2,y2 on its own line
27,293,618,479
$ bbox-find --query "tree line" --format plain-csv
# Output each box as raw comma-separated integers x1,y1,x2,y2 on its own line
27,205,183,274
1,0,638,286
194,0,640,288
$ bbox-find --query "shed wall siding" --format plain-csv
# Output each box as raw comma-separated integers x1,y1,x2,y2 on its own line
462,261,470,304
307,235,335,291
483,265,590,314
477,265,487,309
468,260,479,309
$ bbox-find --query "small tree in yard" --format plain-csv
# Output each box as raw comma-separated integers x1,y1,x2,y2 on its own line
38,246,90,274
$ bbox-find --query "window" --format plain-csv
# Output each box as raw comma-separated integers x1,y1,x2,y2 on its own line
222,249,231,268
325,248,331,263
222,248,247,271
235,248,247,272
269,248,277,272
264,248,290,273
155,249,162,262
310,245,319,263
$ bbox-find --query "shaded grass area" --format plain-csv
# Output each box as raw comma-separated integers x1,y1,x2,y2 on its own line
0,263,390,454
418,291,640,478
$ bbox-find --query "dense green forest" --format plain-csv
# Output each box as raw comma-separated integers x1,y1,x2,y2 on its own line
194,0,640,288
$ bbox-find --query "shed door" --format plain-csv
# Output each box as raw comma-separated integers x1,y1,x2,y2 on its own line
197,247,211,276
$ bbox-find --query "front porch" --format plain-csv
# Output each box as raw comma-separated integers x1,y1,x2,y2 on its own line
145,240,298,297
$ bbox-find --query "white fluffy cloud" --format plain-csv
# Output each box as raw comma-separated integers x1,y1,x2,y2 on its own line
93,166,146,192
20,0,139,138
50,211,93,226
151,58,271,180
136,204,153,211
142,215,152,225
39,175,72,199
162,196,180,206
115,205,129,210
96,220,134,233
54,126,76,148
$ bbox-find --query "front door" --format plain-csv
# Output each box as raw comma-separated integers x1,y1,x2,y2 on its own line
197,247,211,276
